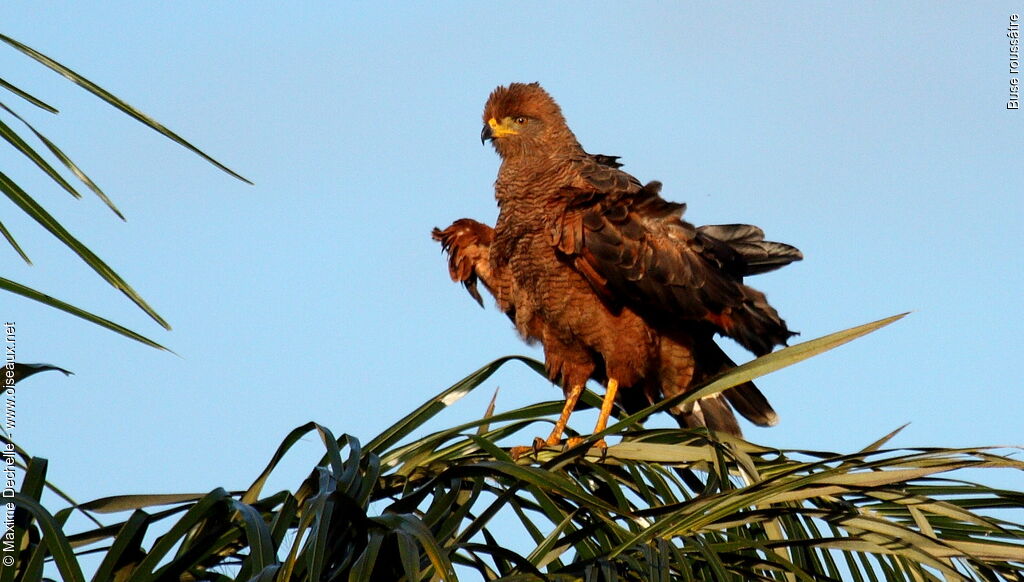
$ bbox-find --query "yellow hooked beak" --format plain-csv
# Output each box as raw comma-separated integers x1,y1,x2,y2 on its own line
481,117,519,143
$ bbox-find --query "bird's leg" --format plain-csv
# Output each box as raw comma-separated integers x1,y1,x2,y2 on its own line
545,383,584,446
509,384,585,459
589,378,620,449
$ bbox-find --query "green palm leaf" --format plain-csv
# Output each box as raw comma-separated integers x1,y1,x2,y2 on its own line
8,317,1024,581
0,172,169,329
0,277,168,350
1,32,251,347
0,33,251,184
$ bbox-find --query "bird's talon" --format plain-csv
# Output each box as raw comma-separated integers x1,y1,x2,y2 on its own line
509,436,560,460
509,445,534,460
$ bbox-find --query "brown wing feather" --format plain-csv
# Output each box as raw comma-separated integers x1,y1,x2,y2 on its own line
434,219,598,391
561,160,797,356
432,219,503,309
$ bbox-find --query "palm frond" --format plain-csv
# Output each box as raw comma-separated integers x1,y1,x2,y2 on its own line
1,32,251,346
7,318,1023,581
0,277,169,351
0,33,250,184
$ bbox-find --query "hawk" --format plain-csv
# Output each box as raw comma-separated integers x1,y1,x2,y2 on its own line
433,82,801,450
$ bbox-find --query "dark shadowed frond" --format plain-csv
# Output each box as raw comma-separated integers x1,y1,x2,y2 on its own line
11,316,1024,582
1,33,249,347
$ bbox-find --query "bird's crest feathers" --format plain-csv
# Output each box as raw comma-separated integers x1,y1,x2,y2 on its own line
483,82,564,125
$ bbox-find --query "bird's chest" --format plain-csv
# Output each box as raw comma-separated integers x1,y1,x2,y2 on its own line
493,201,567,287
493,208,603,333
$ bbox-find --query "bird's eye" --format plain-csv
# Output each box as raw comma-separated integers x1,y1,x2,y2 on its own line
515,116,527,124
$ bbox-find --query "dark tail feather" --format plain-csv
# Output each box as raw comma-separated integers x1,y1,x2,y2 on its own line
687,393,743,436
618,337,780,436
723,286,798,356
724,381,779,427
616,378,743,436
704,341,780,427
698,223,803,276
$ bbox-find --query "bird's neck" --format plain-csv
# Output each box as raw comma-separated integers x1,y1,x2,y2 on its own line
492,125,585,210
493,157,577,216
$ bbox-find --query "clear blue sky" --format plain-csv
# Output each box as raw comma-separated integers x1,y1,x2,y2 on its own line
3,1,1021,535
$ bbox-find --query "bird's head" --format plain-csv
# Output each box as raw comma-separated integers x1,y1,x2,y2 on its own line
481,82,579,159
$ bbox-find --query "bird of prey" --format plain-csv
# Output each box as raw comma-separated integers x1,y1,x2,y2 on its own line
433,82,801,450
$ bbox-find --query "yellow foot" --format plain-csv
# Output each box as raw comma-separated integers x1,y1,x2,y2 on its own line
509,437,549,460
510,436,608,459
509,445,533,460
